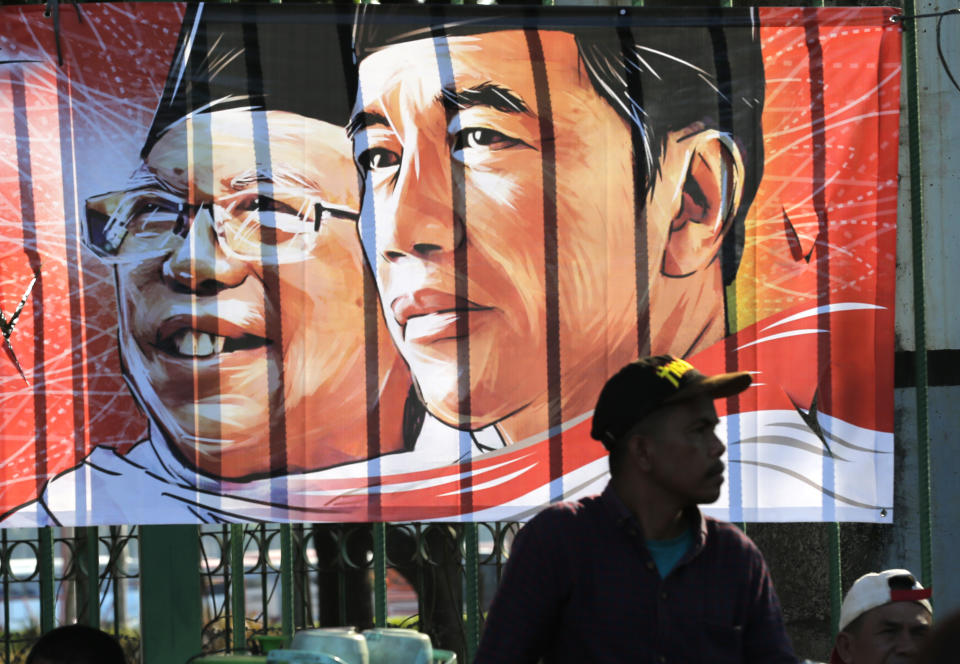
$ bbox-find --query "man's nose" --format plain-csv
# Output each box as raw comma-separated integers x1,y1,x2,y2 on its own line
380,145,465,263
161,207,248,294
710,431,726,458
896,629,922,656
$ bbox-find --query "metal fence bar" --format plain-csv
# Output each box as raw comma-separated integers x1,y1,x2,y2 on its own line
140,525,203,664
828,523,842,639
902,0,933,590
78,526,100,628
230,524,246,651
2,531,9,663
38,527,55,634
464,524,481,662
279,524,295,642
804,0,847,640
372,523,387,627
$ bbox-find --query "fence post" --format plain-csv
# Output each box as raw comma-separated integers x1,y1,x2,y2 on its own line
464,524,481,661
38,528,55,633
75,527,100,628
828,524,842,639
230,524,246,651
280,524,295,641
140,525,202,664
372,523,387,627
902,0,933,591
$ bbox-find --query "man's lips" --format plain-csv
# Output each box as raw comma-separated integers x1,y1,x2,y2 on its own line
153,314,271,359
707,462,726,482
390,289,494,343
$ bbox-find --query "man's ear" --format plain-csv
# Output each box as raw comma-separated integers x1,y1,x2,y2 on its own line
626,433,654,473
834,631,856,664
660,127,745,278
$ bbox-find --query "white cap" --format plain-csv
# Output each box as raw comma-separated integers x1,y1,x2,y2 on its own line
829,570,933,664
839,569,932,632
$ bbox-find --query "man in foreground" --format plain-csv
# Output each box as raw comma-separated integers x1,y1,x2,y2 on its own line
830,569,932,664
476,355,796,662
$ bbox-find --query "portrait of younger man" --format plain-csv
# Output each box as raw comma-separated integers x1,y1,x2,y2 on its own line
350,7,764,447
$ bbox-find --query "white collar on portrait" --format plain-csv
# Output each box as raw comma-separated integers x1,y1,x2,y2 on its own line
140,413,506,495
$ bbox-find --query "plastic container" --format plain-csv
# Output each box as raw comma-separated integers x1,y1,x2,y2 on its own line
267,651,348,664
255,635,289,654
432,650,457,664
363,628,432,664
290,628,369,664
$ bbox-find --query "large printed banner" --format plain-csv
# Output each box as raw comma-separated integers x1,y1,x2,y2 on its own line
0,4,900,526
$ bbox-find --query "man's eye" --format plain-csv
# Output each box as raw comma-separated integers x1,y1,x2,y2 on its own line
134,199,179,217
246,195,297,215
357,148,401,173
453,128,520,151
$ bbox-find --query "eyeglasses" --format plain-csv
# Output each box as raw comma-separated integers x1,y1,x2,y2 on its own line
83,187,360,265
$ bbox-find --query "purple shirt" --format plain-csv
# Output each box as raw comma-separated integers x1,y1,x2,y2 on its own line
476,484,797,664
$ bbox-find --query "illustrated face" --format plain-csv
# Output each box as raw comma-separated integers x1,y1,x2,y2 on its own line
353,30,644,438
110,110,407,478
839,602,932,664
642,395,727,506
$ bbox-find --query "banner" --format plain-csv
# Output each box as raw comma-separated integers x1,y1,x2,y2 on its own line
0,4,901,526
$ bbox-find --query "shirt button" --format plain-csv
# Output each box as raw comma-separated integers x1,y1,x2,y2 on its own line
658,656,666,663
646,561,655,570
660,591,667,600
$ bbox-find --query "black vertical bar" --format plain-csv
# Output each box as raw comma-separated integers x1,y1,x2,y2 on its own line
2,530,9,663
11,68,48,499
524,28,563,500
55,59,91,484
803,5,841,630
241,15,289,510
338,0,384,525
615,24,650,357
429,7,475,516
804,8,830,407
181,15,217,490
709,19,744,525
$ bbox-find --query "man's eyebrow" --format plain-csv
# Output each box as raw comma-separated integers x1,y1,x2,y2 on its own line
228,165,317,192
347,111,390,139
439,83,531,115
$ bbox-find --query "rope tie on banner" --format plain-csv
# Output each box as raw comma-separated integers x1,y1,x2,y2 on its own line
891,8,960,95
44,0,84,67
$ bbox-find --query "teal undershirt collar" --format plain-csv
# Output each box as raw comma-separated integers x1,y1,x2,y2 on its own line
646,528,694,578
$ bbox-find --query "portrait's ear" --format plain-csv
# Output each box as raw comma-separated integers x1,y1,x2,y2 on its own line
660,127,745,278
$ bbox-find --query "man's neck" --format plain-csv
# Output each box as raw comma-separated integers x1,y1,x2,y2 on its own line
612,474,690,541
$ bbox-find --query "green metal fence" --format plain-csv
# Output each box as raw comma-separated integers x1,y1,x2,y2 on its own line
0,522,520,662
0,0,940,661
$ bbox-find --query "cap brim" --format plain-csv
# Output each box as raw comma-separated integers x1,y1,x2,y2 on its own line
664,371,752,404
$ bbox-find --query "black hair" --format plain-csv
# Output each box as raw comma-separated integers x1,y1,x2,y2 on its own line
26,625,126,664
141,3,357,160
353,5,765,286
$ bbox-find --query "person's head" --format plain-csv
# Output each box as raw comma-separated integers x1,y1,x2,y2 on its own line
350,10,764,442
86,109,410,479
26,624,126,664
831,569,933,664
81,7,413,479
590,355,751,506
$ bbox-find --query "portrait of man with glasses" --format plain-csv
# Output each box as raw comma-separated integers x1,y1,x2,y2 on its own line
6,8,427,524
